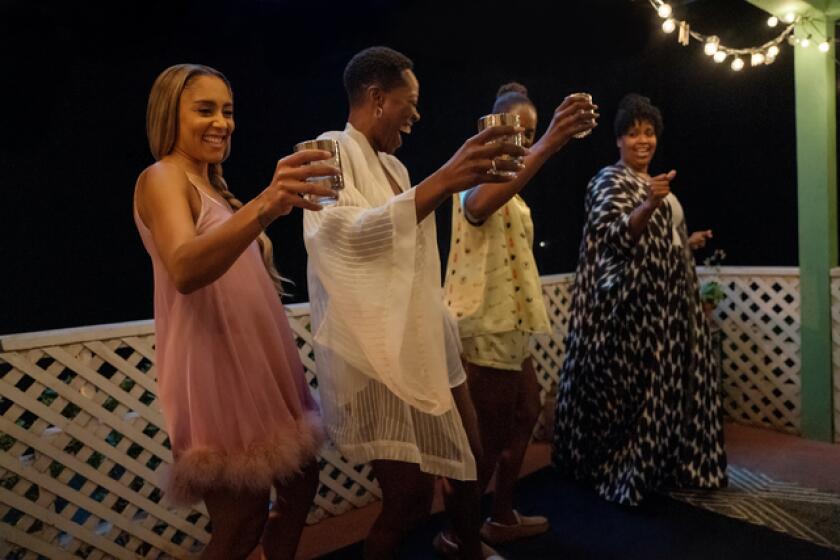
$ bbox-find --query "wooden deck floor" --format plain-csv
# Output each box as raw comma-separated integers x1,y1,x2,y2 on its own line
245,421,840,559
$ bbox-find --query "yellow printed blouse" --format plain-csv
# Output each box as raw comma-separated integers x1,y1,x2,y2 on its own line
444,193,551,338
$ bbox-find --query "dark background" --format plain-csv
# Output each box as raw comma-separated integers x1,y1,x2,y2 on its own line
0,0,807,334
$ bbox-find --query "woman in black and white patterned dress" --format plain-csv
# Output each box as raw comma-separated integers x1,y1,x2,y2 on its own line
553,94,727,506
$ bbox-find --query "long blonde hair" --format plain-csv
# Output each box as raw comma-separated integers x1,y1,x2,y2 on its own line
146,63,284,294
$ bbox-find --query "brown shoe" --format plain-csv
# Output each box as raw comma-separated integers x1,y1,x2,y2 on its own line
479,510,550,544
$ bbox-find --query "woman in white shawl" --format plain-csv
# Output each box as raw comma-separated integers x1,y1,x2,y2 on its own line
304,46,525,559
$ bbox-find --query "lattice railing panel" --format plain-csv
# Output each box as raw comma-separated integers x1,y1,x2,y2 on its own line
531,274,574,438
831,270,840,444
0,268,816,558
0,327,210,559
701,269,801,434
531,271,803,437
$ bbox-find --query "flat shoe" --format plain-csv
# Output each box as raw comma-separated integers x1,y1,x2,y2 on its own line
480,510,550,544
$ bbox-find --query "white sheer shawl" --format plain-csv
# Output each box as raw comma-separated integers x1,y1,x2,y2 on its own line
303,123,475,480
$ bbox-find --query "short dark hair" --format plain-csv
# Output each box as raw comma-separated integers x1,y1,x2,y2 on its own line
614,93,664,138
493,82,534,113
343,46,414,106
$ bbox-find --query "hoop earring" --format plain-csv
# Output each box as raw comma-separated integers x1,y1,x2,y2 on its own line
375,106,383,118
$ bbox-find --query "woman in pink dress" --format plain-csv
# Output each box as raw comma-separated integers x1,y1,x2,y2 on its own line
134,64,332,560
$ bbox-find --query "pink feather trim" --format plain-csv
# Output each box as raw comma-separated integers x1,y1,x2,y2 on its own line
160,412,324,506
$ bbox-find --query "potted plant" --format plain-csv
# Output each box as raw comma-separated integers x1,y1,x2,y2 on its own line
700,249,726,319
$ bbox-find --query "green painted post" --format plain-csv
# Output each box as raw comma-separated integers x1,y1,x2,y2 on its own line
794,16,837,441
745,0,837,440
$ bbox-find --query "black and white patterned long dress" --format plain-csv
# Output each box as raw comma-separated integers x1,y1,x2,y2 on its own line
553,162,727,505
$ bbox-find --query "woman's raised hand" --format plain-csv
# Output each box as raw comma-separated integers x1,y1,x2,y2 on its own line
645,170,677,207
436,125,529,194
541,94,599,152
258,149,339,222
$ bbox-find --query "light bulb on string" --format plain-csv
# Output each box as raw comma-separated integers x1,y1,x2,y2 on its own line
819,41,831,52
646,1,802,74
704,36,720,56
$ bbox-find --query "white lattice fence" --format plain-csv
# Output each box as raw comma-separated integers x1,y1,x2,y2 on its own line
0,306,388,559
532,270,803,436
531,274,574,439
0,322,209,559
830,268,840,444
0,321,208,558
699,267,801,434
0,269,811,557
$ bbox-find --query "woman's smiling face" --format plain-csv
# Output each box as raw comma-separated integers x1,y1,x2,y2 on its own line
617,119,657,173
370,69,420,154
174,74,235,164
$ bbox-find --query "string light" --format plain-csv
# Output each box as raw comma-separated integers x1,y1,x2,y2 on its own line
704,36,720,55
649,0,834,73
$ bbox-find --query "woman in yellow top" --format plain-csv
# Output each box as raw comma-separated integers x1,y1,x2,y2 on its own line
444,83,597,544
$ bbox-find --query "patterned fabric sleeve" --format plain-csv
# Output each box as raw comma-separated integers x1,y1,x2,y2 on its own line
589,172,638,257
586,170,644,304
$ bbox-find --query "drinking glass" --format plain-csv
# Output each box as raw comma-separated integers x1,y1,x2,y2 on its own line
293,138,344,205
476,112,522,177
570,92,596,139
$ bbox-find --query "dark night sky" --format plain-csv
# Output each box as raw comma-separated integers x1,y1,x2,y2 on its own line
0,0,815,334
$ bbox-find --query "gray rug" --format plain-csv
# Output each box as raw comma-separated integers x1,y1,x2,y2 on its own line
669,466,840,552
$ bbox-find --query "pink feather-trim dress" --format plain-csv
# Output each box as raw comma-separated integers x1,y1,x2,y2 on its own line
134,178,323,506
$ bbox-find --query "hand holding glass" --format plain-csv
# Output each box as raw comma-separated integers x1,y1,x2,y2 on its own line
477,113,523,178
569,93,597,139
293,139,344,206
